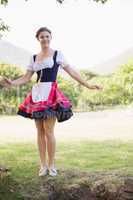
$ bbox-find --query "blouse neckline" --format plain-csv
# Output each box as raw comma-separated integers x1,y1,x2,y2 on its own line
34,57,52,65
34,50,55,64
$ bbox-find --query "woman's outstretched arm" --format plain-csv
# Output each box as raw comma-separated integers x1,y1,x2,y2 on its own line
5,70,34,87
62,65,102,90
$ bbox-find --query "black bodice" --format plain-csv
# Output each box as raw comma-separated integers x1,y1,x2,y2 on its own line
33,50,60,82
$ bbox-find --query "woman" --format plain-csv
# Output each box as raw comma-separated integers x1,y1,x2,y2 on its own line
4,27,102,177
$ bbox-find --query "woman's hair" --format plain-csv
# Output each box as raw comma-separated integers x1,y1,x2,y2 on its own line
35,27,52,39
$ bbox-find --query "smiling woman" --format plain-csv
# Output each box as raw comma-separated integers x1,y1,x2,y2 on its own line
2,26,102,177
17,27,73,121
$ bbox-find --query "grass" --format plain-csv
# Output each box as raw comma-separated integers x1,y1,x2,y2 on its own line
1,140,133,177
0,140,133,199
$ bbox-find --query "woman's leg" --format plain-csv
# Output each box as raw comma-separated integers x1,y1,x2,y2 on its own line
43,117,56,168
35,119,47,168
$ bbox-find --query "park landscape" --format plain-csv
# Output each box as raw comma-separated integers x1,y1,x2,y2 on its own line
1,0,133,199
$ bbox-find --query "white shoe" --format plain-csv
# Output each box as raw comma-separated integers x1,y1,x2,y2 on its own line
38,166,48,176
48,167,58,176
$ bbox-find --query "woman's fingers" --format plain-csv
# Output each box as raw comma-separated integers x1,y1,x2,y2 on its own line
4,77,12,84
90,85,103,90
96,85,103,90
0,76,12,87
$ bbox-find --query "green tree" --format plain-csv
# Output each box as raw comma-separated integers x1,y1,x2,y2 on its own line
57,75,80,107
77,62,133,111
0,62,35,114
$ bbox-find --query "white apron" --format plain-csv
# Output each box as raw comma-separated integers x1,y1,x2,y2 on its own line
31,70,52,102
32,82,52,102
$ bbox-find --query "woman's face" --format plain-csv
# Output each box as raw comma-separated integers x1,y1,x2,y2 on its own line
38,31,52,48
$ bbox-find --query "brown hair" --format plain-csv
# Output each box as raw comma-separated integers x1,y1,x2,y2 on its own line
35,27,52,39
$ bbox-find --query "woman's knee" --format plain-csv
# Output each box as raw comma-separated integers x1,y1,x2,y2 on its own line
43,117,56,138
45,126,54,138
35,119,45,135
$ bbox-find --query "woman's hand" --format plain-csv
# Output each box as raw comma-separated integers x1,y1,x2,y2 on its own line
0,76,12,88
88,85,103,90
62,65,103,91
0,70,34,88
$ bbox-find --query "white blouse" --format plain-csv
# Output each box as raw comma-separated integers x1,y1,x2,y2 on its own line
27,50,69,72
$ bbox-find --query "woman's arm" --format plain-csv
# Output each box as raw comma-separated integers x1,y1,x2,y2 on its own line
62,65,102,90
6,70,34,87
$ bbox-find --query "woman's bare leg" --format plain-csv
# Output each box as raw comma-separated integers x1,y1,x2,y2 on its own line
35,119,47,168
43,117,56,168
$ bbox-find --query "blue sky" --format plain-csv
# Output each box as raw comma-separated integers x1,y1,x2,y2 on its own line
1,0,133,71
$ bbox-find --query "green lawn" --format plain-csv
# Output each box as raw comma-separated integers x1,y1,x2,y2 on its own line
0,140,133,199
1,140,133,177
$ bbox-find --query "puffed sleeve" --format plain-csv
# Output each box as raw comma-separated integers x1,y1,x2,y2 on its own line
57,51,70,68
26,55,34,71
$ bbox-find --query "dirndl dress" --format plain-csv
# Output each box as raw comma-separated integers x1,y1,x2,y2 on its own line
17,50,73,122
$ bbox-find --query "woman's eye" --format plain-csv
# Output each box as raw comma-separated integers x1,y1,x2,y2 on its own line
40,35,49,39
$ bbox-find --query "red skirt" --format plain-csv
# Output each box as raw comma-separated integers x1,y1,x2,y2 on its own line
17,81,73,122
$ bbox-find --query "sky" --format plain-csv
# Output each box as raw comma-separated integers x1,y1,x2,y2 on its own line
0,0,133,71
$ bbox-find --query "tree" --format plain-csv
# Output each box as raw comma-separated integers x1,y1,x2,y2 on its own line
0,18,9,38
0,0,108,37
0,0,28,37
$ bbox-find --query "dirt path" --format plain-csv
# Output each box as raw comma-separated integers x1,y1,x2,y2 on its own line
0,107,133,143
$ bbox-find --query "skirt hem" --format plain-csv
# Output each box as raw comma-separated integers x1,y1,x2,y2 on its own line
17,104,73,122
